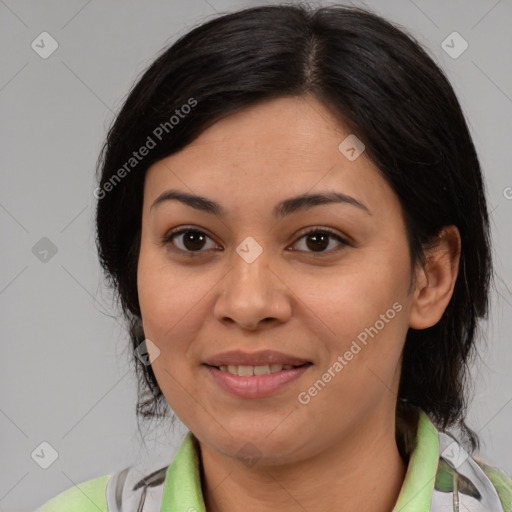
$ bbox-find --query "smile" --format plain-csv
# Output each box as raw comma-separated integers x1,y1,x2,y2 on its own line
204,363,312,398
215,363,304,376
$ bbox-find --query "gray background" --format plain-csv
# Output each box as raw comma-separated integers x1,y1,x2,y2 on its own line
1,0,511,510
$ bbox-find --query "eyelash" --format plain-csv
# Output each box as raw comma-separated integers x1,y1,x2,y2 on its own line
161,226,350,257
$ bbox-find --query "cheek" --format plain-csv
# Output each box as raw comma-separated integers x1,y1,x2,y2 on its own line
137,244,187,344
136,245,221,356
138,238,185,317
136,248,209,421
296,278,408,416
296,245,411,387
304,252,409,338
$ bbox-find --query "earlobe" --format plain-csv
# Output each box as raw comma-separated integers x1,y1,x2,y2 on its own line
409,226,461,330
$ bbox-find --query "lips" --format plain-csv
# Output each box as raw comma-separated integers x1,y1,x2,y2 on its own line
205,364,312,398
203,350,312,399
203,349,311,367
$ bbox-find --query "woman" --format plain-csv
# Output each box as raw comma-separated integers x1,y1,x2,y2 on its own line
37,3,512,511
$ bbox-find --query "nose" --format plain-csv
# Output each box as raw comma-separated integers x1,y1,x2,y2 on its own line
213,241,293,331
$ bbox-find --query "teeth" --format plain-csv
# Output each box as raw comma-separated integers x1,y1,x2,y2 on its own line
237,365,254,377
254,364,271,376
217,364,298,376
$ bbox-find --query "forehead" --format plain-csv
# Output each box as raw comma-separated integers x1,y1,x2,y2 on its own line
170,95,347,169
143,96,397,218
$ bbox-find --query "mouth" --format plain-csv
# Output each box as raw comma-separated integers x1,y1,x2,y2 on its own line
204,362,312,377
204,362,313,399
202,350,313,397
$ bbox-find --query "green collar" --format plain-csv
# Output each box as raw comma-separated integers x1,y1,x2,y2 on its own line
161,410,439,512
393,410,439,511
160,430,206,511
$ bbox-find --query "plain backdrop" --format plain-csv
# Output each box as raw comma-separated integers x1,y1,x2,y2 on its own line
1,0,511,510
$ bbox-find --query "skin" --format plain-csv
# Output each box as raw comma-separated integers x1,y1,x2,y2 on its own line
137,95,460,512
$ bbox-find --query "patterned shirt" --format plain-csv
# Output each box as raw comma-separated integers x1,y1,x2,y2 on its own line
36,408,512,511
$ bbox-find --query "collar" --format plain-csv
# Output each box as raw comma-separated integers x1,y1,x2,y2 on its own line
160,409,439,512
393,409,439,511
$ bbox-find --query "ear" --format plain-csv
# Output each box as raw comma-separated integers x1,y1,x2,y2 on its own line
409,225,461,330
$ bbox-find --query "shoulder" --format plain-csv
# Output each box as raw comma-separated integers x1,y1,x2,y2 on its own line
35,474,111,512
475,459,512,512
432,428,512,512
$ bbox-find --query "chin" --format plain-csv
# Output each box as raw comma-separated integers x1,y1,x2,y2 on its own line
200,424,309,465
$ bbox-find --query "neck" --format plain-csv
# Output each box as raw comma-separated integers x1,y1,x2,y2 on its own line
198,407,408,512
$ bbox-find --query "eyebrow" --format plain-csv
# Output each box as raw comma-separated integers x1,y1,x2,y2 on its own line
150,189,371,218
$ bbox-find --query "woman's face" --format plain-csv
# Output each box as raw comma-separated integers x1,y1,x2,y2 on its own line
137,95,416,465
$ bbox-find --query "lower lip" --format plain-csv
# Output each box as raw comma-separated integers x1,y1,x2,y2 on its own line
204,364,312,399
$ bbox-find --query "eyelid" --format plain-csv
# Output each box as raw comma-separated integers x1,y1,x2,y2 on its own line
161,225,351,256
294,226,351,246
161,225,221,253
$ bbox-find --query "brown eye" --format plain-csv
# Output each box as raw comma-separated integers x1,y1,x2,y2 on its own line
162,228,217,253
292,228,348,255
162,226,348,257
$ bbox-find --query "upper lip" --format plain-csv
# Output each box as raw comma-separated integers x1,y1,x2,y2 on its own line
204,350,311,367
